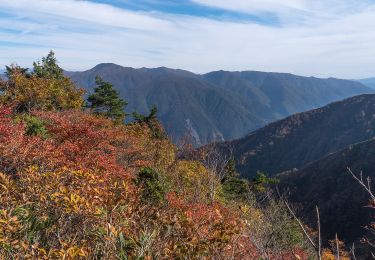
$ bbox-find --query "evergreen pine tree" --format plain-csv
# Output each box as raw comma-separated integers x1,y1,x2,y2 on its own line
32,50,64,79
132,105,157,124
87,76,127,123
132,105,166,139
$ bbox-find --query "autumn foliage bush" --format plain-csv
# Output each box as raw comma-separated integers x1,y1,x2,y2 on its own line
0,71,84,113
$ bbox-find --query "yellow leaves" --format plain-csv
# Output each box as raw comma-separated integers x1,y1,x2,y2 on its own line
59,245,88,259
0,209,19,228
51,187,85,214
215,209,223,219
62,193,83,213
69,193,82,205
0,209,24,253
94,207,106,217
322,249,335,260
177,160,207,181
26,164,39,173
0,72,84,112
0,172,14,197
39,244,88,259
171,160,214,203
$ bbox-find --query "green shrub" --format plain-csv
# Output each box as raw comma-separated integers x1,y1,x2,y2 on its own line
137,168,166,202
221,177,249,200
24,115,48,138
251,172,279,193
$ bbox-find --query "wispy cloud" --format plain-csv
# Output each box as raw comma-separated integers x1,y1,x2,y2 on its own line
1,0,375,78
192,0,308,18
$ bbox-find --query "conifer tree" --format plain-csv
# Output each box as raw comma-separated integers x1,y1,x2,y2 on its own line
87,76,127,123
132,105,157,124
32,50,64,79
133,105,166,139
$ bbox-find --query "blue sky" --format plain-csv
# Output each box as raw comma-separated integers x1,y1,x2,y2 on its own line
1,0,375,78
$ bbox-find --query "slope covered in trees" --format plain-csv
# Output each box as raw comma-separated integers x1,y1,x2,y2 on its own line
203,70,370,117
280,138,375,255
0,52,319,259
67,63,372,145
220,94,375,178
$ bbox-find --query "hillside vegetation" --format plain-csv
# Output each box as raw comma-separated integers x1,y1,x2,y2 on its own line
0,52,325,259
280,138,375,250
221,94,375,178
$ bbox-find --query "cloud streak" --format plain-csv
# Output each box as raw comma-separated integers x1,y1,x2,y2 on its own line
1,0,375,78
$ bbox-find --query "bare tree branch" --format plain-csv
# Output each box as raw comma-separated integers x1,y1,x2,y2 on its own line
347,167,375,204
316,206,322,260
200,144,233,204
283,200,317,249
347,167,375,256
335,233,340,260
351,243,357,260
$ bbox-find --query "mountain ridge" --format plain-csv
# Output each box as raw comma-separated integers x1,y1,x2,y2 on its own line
67,63,373,145
218,94,375,178
356,77,375,90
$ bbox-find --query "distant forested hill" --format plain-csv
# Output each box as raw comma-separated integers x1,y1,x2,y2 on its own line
356,77,375,89
280,137,375,247
218,94,375,178
68,64,372,145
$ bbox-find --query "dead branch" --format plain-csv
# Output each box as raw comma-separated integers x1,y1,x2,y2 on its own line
283,200,316,248
335,233,340,260
316,206,322,260
347,167,375,204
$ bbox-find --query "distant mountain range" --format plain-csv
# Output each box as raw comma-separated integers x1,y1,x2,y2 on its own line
356,78,375,89
67,63,372,145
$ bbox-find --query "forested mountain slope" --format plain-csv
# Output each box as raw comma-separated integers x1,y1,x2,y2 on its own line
220,94,375,178
68,64,372,145
280,138,375,249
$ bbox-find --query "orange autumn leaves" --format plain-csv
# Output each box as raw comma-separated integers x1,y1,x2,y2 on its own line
0,109,152,176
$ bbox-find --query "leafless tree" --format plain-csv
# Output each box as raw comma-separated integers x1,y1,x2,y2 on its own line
316,206,322,260
200,144,233,204
347,167,375,258
284,200,322,259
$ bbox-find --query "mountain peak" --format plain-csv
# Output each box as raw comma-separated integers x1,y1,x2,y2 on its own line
91,63,128,70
